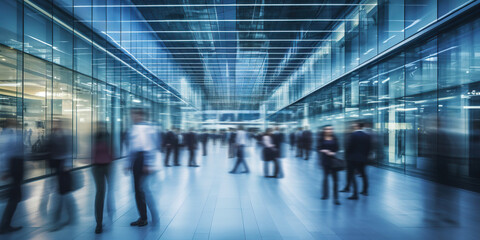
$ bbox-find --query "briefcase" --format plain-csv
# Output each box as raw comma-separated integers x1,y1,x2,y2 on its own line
331,157,346,171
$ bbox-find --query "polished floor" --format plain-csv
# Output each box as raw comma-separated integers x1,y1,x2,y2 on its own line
1,141,480,240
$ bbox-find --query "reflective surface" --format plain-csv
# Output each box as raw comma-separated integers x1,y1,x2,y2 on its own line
1,143,479,239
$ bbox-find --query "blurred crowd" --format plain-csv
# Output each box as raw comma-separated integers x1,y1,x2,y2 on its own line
0,107,378,234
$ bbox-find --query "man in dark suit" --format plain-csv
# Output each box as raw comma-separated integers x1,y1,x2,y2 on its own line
272,127,285,178
295,127,303,157
345,122,371,200
184,128,199,167
199,129,209,156
163,128,179,166
289,131,296,151
301,127,313,160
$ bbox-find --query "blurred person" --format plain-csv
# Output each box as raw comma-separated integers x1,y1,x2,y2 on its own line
345,122,371,200
229,126,249,174
340,123,356,193
0,118,24,234
289,130,296,151
227,129,236,159
184,128,199,167
301,126,313,160
126,108,160,227
262,129,279,178
91,122,115,234
272,127,284,178
163,128,179,167
211,130,217,146
199,129,209,156
295,127,303,157
48,118,76,231
317,125,341,205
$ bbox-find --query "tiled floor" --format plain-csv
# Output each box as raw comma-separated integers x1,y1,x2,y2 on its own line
1,142,479,240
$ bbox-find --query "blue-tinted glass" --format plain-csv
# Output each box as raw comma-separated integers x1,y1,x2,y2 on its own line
359,0,378,62
405,0,437,37
0,0,23,49
24,3,53,61
438,0,470,16
378,0,404,52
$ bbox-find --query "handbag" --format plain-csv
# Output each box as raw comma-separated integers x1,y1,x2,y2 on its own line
69,170,84,192
331,157,346,171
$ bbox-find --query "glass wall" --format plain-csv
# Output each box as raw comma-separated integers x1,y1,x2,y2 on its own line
0,0,202,186
268,11,480,183
267,0,476,113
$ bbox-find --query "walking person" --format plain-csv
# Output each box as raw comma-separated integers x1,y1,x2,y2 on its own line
199,129,209,156
340,123,356,193
229,126,249,174
48,119,77,231
289,130,296,151
301,127,313,160
0,118,24,234
318,125,341,205
345,122,371,200
91,122,115,234
163,128,179,167
126,108,160,227
295,127,303,157
184,128,199,167
272,127,284,178
262,129,279,178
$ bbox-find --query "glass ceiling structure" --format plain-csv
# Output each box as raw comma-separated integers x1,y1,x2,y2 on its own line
72,0,358,110
37,0,476,112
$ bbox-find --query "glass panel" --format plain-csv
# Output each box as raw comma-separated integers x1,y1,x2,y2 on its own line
378,53,405,167
438,0,470,16
0,0,23,50
359,0,378,62
332,23,345,79
405,0,437,37
73,73,92,166
378,0,404,52
24,1,53,61
404,39,438,173
24,54,50,179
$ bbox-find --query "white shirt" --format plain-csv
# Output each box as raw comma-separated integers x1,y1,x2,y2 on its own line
128,122,159,167
262,135,275,148
236,130,247,146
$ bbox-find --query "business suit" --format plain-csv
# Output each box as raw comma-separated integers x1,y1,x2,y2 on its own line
289,132,295,150
272,131,284,177
301,130,313,160
346,130,371,198
317,136,339,201
163,131,179,166
184,132,199,166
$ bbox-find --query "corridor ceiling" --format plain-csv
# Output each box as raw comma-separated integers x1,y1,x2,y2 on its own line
128,0,357,110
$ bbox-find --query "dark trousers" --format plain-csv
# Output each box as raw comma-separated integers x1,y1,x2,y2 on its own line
164,146,179,166
133,152,147,221
1,157,23,229
92,164,113,226
322,167,338,199
201,142,207,156
343,161,353,190
303,147,310,160
264,159,279,177
349,161,368,195
188,148,197,166
231,146,249,173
